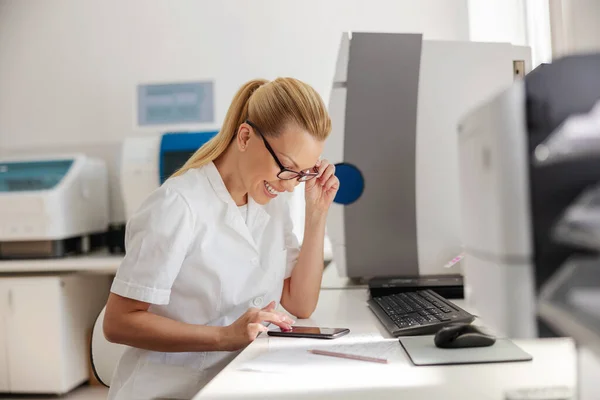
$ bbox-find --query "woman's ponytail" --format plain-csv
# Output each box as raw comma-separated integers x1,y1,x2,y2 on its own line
171,79,268,177
172,76,331,178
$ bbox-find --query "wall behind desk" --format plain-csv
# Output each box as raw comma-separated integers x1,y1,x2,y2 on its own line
550,0,600,58
0,0,470,224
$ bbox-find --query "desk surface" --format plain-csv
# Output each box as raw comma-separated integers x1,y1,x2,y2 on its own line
0,249,344,276
0,250,338,276
0,250,122,274
194,287,577,400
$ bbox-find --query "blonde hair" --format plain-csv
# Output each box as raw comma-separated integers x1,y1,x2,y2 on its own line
172,77,331,177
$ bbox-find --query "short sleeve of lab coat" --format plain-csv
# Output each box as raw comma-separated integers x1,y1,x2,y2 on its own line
111,187,194,305
283,200,301,280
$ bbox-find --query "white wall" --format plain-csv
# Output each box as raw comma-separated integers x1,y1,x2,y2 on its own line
0,0,469,224
468,0,552,68
550,0,600,58
569,0,600,53
523,0,553,66
468,0,528,46
0,0,469,149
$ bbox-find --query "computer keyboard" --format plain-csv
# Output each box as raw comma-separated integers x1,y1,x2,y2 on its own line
367,289,476,336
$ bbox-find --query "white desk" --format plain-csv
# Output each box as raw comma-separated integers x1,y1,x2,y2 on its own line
194,288,577,400
0,251,340,276
320,261,368,290
0,251,122,274
0,253,337,276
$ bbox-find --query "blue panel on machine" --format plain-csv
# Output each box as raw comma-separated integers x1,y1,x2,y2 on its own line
333,163,364,205
159,131,218,184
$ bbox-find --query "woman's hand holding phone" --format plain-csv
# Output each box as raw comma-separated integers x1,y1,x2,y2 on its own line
220,301,295,351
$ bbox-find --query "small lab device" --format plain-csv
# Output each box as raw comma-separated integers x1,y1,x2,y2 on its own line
0,154,109,259
325,32,531,281
120,131,217,220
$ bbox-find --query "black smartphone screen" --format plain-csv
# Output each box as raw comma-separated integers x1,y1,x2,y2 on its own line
267,326,350,338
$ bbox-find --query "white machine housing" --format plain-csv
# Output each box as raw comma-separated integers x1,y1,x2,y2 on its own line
0,154,108,255
458,81,538,338
325,32,531,280
120,136,162,221
120,132,218,220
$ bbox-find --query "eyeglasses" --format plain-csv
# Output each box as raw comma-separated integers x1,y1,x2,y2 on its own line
245,119,319,182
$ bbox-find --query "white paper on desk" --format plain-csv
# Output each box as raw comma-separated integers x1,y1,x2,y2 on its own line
238,339,399,373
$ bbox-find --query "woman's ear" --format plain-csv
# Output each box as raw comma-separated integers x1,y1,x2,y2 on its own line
237,124,251,152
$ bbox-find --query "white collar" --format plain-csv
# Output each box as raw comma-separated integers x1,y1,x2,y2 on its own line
203,161,271,253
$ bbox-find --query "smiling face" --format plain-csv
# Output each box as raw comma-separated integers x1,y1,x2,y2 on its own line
237,122,324,205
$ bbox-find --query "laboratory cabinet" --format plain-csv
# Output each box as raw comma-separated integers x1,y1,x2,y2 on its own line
0,274,110,394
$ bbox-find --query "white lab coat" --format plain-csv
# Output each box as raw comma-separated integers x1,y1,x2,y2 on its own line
107,161,300,400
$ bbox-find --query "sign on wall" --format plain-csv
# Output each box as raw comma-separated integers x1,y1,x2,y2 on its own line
137,81,214,126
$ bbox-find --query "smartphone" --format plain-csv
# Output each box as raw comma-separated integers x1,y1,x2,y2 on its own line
267,326,350,339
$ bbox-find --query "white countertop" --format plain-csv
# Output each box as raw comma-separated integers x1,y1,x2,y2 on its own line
320,261,368,290
0,250,335,276
0,250,122,274
0,252,339,276
194,287,577,400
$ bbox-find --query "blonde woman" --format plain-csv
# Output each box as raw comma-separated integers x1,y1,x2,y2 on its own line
103,78,338,399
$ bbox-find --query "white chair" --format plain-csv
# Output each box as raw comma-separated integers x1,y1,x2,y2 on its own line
90,306,128,387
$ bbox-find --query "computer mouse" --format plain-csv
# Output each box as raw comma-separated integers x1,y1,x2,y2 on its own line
434,322,496,349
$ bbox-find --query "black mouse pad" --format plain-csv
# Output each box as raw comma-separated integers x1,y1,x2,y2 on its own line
398,335,533,366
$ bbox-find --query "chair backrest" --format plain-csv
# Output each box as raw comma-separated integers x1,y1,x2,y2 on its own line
90,306,128,387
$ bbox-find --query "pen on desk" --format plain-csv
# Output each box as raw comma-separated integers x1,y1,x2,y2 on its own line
308,349,388,364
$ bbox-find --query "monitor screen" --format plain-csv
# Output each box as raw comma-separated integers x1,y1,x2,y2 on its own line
160,150,197,184
159,131,218,184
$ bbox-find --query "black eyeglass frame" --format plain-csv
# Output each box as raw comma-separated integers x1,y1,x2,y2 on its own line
245,119,319,182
